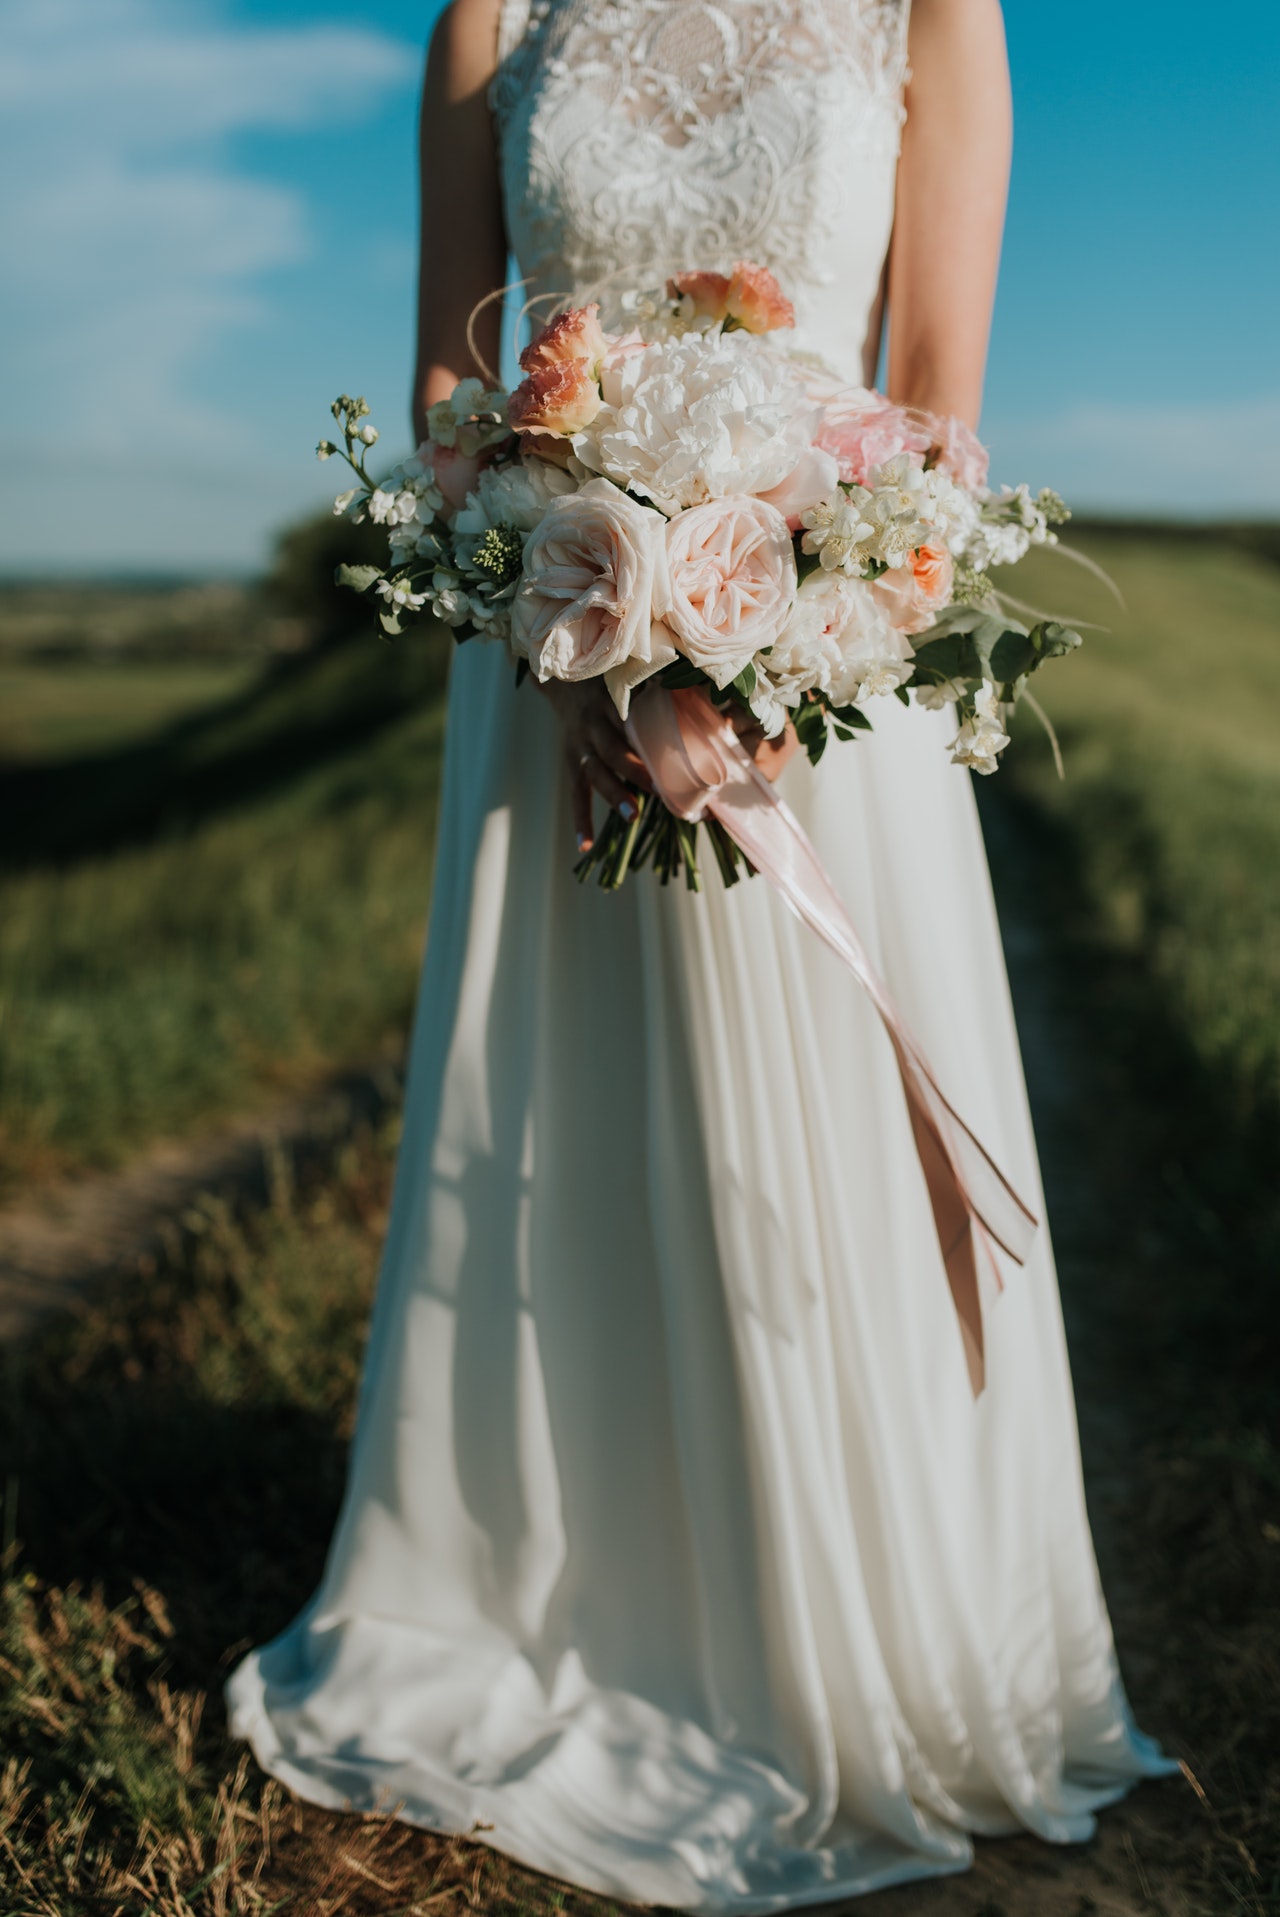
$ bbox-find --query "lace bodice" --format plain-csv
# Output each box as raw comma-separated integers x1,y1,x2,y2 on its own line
491,0,910,381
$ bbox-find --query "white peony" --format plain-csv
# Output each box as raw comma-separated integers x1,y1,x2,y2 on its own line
950,683,1010,773
452,457,575,539
571,331,821,515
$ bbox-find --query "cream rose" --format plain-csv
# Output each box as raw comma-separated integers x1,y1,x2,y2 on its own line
510,479,672,717
664,495,797,687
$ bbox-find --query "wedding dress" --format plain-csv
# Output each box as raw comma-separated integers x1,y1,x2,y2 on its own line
227,0,1175,1906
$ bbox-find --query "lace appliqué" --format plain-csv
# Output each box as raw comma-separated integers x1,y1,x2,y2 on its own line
492,0,910,321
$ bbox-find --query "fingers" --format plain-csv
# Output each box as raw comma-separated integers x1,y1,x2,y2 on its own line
579,743,638,821
595,703,652,791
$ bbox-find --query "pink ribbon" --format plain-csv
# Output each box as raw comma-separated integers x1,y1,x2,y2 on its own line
626,685,1039,1396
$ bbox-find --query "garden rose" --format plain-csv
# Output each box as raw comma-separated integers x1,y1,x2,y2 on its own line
815,399,931,486
667,269,731,322
777,572,915,706
520,303,609,377
873,542,955,634
664,495,796,687
510,479,671,717
724,260,794,333
756,446,841,526
509,358,603,437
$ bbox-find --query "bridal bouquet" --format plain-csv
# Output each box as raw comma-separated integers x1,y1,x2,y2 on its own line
322,261,1079,890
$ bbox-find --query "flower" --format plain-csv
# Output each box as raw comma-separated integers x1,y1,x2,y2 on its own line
774,571,914,706
799,489,877,573
915,675,970,710
356,423,379,446
755,446,842,526
664,495,796,687
815,398,931,486
666,269,731,321
725,261,795,333
376,576,429,612
509,359,603,437
367,487,419,527
510,478,672,716
950,684,1010,773
452,455,576,538
332,488,358,516
520,303,609,377
425,378,510,455
575,330,820,515
873,542,955,634
927,412,989,490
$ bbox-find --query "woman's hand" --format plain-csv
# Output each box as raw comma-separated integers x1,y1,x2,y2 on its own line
727,708,800,783
538,680,652,851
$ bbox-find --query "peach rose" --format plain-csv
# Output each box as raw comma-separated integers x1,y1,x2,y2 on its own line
873,543,955,635
756,446,841,528
664,495,797,687
724,260,795,334
510,479,673,717
509,359,602,437
667,269,732,322
815,398,931,486
520,302,609,377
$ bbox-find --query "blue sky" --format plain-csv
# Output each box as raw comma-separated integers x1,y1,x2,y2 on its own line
1,0,1277,574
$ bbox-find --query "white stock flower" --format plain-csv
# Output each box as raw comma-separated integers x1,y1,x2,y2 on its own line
915,675,970,710
923,469,982,555
332,488,358,516
376,577,429,612
860,453,937,568
950,683,1010,773
572,331,820,515
367,488,418,527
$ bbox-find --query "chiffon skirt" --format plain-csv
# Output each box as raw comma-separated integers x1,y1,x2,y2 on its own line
227,639,1174,1912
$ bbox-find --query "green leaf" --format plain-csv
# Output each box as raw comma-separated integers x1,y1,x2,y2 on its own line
829,702,873,731
335,563,382,594
1031,620,1084,661
893,684,910,705
658,658,708,690
731,661,758,699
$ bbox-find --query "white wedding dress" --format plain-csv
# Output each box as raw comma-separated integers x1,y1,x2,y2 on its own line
227,0,1174,1907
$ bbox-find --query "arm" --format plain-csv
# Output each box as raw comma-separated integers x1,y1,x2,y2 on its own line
886,0,1012,427
412,0,508,439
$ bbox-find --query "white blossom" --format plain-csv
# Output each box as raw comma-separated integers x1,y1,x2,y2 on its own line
915,675,969,710
799,490,877,574
332,488,358,516
375,576,429,612
950,683,1010,773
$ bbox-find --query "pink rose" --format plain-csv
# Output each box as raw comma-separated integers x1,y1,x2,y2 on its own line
873,543,955,635
664,495,797,687
509,359,602,437
511,479,673,717
725,260,795,334
667,270,731,322
520,302,609,377
815,399,931,486
927,412,990,490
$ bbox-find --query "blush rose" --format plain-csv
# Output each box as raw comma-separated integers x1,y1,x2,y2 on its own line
664,495,797,687
510,479,673,717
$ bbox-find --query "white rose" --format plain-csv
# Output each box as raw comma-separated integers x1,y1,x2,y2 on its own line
771,571,914,707
510,479,673,717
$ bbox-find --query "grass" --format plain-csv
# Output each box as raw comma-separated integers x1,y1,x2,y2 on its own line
0,533,1278,1912
0,632,450,1195
980,527,1280,1911
0,1128,622,1916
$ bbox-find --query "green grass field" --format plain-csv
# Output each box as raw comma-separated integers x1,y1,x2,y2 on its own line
1,533,1278,1914
0,633,449,1195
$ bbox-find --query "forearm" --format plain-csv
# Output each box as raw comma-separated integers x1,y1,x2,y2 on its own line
412,0,508,440
886,0,1012,427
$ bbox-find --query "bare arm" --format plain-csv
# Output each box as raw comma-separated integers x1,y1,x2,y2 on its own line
412,0,508,439
886,0,1012,427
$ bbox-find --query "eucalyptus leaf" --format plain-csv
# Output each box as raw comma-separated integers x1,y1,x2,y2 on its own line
335,563,383,594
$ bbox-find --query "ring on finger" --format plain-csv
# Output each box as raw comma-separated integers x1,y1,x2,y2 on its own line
577,748,594,771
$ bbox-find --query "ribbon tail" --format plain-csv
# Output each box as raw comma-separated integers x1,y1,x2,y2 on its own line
627,685,1039,1396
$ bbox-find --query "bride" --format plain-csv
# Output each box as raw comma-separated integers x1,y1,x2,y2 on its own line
228,0,1175,1906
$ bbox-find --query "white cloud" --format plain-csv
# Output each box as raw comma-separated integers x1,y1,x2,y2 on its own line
0,0,417,568
984,393,1280,517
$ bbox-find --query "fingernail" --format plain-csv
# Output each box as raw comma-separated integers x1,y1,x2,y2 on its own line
576,833,592,852
619,800,637,822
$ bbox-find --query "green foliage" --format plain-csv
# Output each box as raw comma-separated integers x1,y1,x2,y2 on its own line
0,629,451,1191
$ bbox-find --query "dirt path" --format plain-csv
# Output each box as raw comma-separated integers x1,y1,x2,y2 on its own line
0,1057,403,1343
